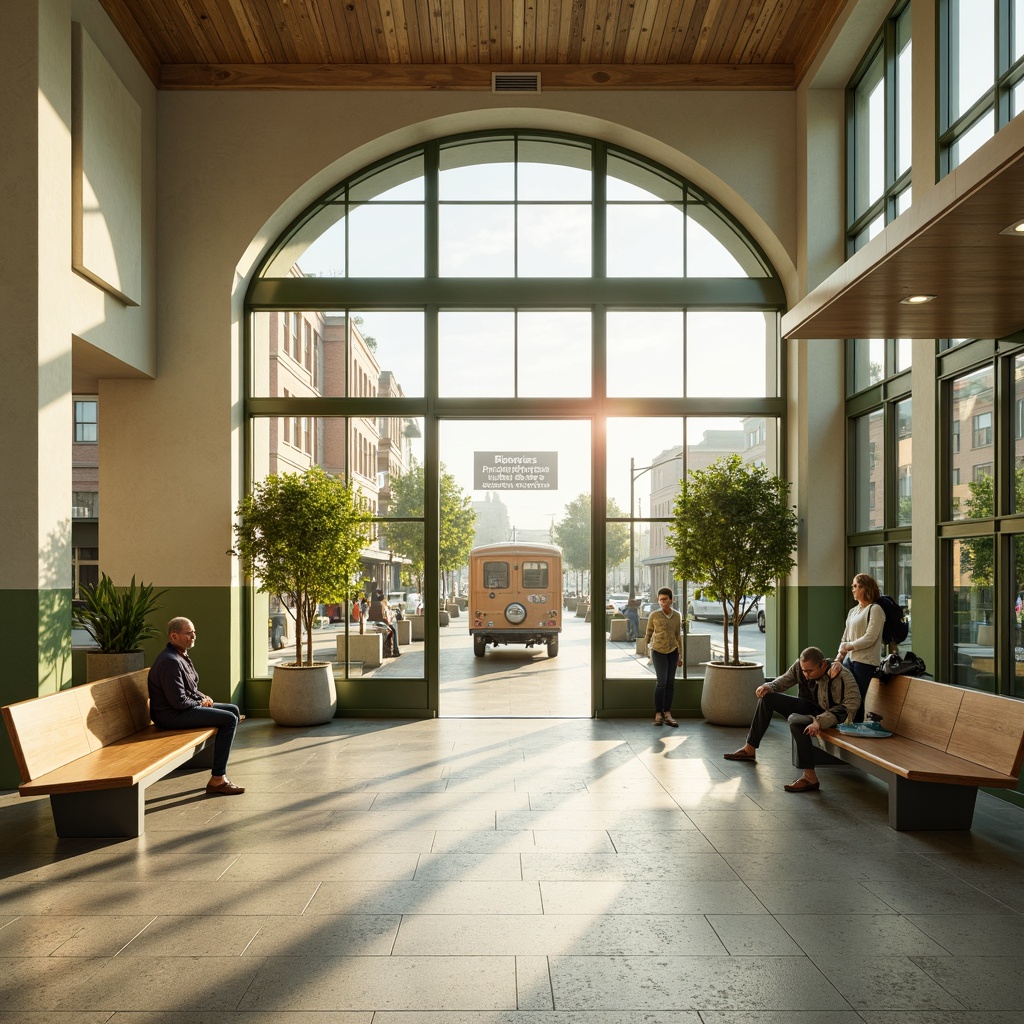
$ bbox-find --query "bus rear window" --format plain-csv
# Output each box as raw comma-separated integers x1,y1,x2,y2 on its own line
483,561,509,588
522,561,549,588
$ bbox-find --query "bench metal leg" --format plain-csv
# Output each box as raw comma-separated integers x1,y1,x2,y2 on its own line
889,777,978,831
50,786,145,839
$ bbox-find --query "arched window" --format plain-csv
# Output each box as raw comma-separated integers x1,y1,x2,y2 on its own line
245,130,786,710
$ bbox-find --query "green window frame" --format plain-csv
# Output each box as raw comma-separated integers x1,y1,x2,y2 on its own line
939,334,1024,697
846,0,912,255
940,0,1024,173
244,130,787,702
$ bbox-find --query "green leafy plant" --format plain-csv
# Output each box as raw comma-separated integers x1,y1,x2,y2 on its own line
668,454,797,665
234,466,373,666
74,573,166,653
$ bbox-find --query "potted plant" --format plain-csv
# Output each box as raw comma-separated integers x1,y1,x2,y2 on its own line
668,454,798,725
234,466,372,726
74,573,166,682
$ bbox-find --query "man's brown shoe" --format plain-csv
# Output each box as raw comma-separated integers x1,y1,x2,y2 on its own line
723,749,756,761
783,778,820,793
206,780,245,796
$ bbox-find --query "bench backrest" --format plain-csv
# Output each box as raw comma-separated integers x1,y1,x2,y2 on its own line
1,669,151,784
865,674,1024,778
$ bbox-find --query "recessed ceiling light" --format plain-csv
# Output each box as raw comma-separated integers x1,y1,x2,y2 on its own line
999,219,1024,235
899,294,937,305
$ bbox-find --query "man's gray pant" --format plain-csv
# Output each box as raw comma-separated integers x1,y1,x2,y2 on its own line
746,692,823,769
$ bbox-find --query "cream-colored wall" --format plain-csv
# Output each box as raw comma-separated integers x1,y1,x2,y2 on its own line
0,0,73,592
69,0,157,381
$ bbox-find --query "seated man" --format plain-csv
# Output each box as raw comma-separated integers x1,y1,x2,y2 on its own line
148,617,245,796
367,590,400,657
723,646,859,793
623,600,640,642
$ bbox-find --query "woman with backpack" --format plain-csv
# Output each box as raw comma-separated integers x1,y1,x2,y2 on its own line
830,572,884,721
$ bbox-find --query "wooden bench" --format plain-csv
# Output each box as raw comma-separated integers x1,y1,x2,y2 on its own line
1,669,216,839
803,674,1024,830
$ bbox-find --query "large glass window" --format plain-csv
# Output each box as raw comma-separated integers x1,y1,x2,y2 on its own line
943,341,1024,694
847,1,912,254
941,0,1024,173
246,131,785,703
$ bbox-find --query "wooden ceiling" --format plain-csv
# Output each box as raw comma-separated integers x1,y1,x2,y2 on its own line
98,0,851,90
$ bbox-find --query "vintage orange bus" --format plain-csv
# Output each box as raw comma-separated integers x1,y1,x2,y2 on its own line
469,542,562,658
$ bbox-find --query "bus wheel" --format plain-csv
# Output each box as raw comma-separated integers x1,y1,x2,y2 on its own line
473,635,486,657
547,637,559,658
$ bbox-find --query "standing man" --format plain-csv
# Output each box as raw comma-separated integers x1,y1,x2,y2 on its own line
723,646,859,793
148,617,245,796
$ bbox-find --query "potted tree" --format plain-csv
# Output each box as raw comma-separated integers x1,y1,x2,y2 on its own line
74,573,166,682
668,454,798,725
234,466,372,726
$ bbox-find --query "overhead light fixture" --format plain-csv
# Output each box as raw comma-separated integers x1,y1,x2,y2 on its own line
899,294,936,305
999,219,1024,235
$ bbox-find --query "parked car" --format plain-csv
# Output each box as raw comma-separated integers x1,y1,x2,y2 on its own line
690,594,763,628
387,591,421,614
607,593,629,612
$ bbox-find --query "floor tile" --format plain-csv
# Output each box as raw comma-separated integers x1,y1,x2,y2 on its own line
238,955,516,1010
548,955,851,1010
706,914,804,955
904,913,1024,955
775,913,948,956
392,913,728,956
242,914,401,956
306,879,543,915
810,954,965,1011
117,915,266,956
539,880,766,915
910,956,1024,1011
58,955,266,1011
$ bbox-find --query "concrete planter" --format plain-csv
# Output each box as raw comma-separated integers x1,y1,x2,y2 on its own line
438,609,450,627
85,650,144,683
336,632,383,668
407,613,425,640
270,662,336,726
700,661,764,726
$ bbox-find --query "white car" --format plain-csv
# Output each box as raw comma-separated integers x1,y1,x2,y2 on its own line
607,593,629,612
689,595,764,631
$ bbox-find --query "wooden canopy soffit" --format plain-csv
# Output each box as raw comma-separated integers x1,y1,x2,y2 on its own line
97,0,851,91
783,121,1024,342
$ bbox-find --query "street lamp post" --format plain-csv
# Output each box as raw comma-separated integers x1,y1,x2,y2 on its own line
629,453,684,604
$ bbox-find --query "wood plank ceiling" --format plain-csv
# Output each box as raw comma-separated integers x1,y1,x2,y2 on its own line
98,0,851,90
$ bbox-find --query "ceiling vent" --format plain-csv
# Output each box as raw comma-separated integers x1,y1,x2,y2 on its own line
492,72,541,94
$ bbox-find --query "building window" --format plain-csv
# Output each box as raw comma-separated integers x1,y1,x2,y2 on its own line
952,419,961,453
847,1,912,254
74,399,98,442
972,411,993,448
940,0,1024,172
72,491,98,518
848,338,911,396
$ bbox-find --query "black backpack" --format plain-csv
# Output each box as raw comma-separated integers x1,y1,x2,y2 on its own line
875,595,909,646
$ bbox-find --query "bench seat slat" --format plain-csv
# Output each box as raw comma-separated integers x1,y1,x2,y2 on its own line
18,725,216,795
821,730,1019,787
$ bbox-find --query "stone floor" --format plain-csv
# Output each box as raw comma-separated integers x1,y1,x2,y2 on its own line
3,714,1024,1021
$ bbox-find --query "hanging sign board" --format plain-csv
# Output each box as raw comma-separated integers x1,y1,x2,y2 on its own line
474,451,558,490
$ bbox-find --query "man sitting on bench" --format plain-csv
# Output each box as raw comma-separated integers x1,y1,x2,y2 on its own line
367,590,401,657
722,646,860,794
149,617,246,796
